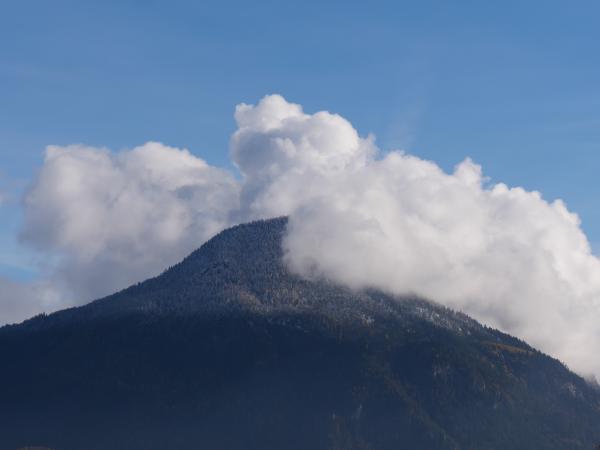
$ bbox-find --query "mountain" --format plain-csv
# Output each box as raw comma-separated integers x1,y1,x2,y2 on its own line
1,217,599,450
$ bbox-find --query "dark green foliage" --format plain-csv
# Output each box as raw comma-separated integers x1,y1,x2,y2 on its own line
1,218,599,449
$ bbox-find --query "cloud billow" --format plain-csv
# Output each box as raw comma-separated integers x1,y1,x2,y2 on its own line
20,141,239,304
7,94,600,379
230,94,376,220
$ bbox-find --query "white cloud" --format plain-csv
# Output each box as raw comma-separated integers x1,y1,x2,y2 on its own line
4,94,600,380
231,94,376,219
282,155,600,378
232,96,600,379
19,141,239,307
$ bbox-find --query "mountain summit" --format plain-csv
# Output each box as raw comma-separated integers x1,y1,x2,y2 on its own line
1,218,599,449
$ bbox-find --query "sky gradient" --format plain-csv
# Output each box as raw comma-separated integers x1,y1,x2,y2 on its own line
2,0,600,280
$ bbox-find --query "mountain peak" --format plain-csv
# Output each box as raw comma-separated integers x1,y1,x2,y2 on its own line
2,218,600,449
26,217,483,335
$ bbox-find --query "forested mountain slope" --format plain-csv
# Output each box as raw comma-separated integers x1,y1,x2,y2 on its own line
1,218,599,450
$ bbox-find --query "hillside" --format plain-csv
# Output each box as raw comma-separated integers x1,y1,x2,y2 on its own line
1,218,599,450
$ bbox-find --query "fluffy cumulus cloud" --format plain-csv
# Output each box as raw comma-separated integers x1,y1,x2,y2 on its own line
4,94,600,379
20,141,239,304
283,156,600,378
231,94,376,219
233,96,600,378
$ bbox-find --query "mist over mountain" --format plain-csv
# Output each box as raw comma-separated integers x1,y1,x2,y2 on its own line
1,218,599,450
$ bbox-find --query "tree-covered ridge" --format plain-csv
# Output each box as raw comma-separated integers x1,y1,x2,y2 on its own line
1,218,599,449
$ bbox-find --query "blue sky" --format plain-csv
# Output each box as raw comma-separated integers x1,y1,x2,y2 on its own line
1,0,600,281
